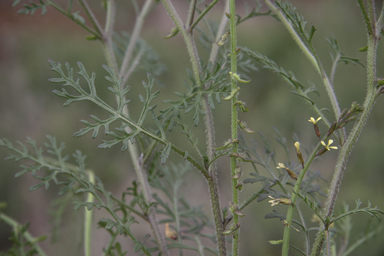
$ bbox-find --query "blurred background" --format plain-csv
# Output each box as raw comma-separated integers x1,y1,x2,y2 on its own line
0,0,384,255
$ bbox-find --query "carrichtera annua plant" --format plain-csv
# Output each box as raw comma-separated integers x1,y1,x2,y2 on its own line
1,0,384,255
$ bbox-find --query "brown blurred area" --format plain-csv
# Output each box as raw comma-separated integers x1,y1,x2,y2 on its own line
1,1,384,255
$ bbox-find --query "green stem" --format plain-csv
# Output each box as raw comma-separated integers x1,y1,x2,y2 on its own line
103,0,119,73
358,0,374,35
185,0,197,31
84,170,95,256
190,0,221,31
228,0,240,255
77,0,103,35
119,0,153,84
208,0,229,66
161,0,202,86
281,140,323,256
47,0,101,38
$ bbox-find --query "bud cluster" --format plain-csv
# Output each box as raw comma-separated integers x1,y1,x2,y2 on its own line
327,102,363,137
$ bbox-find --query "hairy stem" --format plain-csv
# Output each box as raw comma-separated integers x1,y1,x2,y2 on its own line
229,0,240,255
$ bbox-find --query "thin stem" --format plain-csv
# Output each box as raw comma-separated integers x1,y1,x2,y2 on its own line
228,0,240,255
358,0,374,35
77,0,103,35
84,170,95,256
0,213,47,256
330,53,341,87
103,0,118,72
161,0,202,86
375,3,384,37
47,0,101,38
190,0,221,31
119,0,153,82
173,182,183,256
208,0,229,66
185,0,197,31
281,138,325,256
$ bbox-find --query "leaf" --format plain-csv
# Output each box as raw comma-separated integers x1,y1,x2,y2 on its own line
265,210,286,221
331,200,384,224
72,11,85,24
73,115,117,138
17,0,49,15
294,192,325,224
160,143,172,165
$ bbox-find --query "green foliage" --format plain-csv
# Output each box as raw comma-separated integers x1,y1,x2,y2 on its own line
331,200,384,225
13,0,49,15
1,222,44,256
48,60,161,152
243,47,320,106
159,59,230,128
2,0,384,255
0,136,153,255
275,0,317,47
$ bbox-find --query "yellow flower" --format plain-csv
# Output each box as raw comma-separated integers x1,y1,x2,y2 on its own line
321,139,338,151
268,196,292,206
308,117,321,124
165,223,178,240
277,163,297,180
294,142,304,167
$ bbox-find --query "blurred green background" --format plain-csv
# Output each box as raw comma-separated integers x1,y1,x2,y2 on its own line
0,0,384,255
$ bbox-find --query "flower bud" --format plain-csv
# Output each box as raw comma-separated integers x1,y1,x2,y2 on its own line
294,142,304,168
222,223,241,235
223,87,240,101
229,72,251,83
163,27,179,39
237,120,255,134
217,32,230,46
232,166,242,180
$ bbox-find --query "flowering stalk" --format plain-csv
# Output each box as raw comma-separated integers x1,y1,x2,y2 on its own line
281,136,333,256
